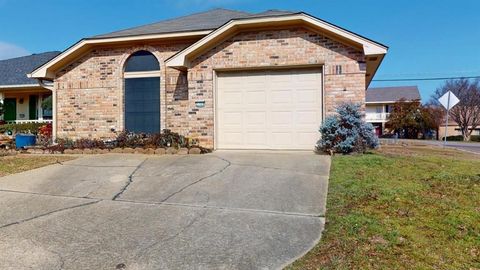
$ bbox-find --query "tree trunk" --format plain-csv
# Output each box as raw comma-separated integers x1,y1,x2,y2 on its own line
463,129,471,141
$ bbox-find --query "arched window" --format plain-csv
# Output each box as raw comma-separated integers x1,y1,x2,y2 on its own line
125,50,160,72
124,50,161,134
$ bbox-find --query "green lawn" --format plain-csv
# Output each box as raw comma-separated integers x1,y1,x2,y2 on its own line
0,155,75,177
288,145,480,270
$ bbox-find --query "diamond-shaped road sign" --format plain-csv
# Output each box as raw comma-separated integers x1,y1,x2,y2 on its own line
438,91,460,110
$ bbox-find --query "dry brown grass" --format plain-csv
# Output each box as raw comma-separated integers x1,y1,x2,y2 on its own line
0,155,76,177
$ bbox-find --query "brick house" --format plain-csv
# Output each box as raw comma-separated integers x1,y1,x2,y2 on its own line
29,9,388,150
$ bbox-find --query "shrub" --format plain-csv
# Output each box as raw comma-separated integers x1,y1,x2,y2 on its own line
115,129,189,149
317,103,378,154
73,138,107,149
444,135,480,142
45,130,210,153
0,122,46,135
444,135,464,141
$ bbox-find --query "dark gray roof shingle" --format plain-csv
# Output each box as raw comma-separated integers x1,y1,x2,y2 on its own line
246,9,297,17
91,8,251,39
91,8,297,39
366,86,421,103
0,51,61,86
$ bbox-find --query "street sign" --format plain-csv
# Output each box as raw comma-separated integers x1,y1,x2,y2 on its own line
439,91,460,110
438,91,460,146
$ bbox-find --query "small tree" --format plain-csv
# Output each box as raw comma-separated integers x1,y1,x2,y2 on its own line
386,99,442,139
420,105,444,139
317,103,378,154
430,79,480,141
386,99,423,138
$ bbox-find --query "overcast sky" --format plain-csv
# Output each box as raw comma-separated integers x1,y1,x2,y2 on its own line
1,0,479,100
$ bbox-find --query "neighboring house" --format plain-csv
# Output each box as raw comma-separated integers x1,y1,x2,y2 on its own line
438,120,480,140
0,51,60,124
365,86,421,136
28,8,388,150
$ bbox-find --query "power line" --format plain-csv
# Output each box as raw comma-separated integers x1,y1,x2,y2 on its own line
373,76,480,82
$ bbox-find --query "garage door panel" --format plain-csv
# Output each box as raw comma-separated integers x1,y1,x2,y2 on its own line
296,89,319,104
245,111,267,126
217,68,322,150
219,92,242,107
246,132,267,145
271,111,293,126
296,111,319,125
297,132,320,146
220,132,243,144
271,90,293,104
245,91,267,104
221,112,243,127
271,132,293,146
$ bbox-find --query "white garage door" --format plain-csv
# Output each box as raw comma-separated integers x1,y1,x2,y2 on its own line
216,68,323,150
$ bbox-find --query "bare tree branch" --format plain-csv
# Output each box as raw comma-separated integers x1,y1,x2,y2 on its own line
429,79,480,141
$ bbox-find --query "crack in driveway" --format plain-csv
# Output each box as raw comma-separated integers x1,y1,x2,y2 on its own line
112,158,148,200
0,200,100,230
160,156,231,203
137,210,209,259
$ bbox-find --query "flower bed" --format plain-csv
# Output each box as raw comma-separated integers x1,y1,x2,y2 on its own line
5,130,211,155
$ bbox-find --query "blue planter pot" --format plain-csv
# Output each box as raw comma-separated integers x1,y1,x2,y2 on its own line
15,134,36,149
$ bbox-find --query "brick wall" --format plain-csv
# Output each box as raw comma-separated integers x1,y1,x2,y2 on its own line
55,42,194,140
54,26,367,149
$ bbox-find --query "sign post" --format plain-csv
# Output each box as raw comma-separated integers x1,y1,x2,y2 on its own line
438,91,460,146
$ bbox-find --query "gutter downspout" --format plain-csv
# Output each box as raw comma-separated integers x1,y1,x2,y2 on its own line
37,79,56,142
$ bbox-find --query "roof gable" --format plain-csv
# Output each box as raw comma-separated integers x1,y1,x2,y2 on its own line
165,12,388,86
0,51,60,86
366,86,421,103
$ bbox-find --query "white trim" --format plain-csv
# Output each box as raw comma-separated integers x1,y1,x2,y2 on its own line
0,84,41,89
29,30,211,79
5,119,53,124
166,13,387,68
213,69,218,150
123,71,161,78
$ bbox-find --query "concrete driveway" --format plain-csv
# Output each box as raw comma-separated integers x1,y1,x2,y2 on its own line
0,151,330,270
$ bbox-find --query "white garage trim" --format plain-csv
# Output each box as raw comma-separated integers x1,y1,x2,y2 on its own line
214,66,324,150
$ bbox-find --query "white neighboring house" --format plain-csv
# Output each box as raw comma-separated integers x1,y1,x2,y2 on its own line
365,86,421,136
0,52,60,124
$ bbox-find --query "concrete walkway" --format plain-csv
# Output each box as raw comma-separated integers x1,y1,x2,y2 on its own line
0,151,330,270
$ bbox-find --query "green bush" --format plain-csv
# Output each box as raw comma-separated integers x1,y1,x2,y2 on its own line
444,135,463,141
0,123,46,135
444,135,480,142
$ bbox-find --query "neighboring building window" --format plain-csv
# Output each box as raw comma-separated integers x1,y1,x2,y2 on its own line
335,65,342,75
385,105,392,113
42,94,53,120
